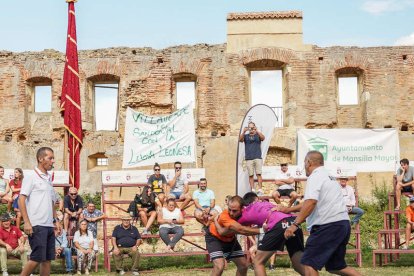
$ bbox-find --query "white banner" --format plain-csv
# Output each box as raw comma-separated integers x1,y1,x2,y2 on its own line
260,165,356,180
297,129,400,172
102,168,205,185
4,169,69,185
122,104,196,168
236,104,278,196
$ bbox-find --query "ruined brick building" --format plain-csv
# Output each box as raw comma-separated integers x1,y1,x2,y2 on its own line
0,11,413,200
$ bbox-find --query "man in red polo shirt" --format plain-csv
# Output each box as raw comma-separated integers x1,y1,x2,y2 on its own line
0,213,27,276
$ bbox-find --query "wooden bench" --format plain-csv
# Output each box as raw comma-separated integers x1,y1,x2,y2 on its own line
372,248,414,267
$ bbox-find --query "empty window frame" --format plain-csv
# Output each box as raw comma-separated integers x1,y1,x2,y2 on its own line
176,82,195,109
97,157,108,166
338,77,358,105
94,83,119,131
250,70,283,126
34,85,52,112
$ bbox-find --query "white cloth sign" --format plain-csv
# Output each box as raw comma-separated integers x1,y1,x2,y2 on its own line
297,129,400,172
122,104,196,168
236,104,278,196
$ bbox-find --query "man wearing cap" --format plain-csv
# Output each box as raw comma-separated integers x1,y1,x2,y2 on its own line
111,215,142,275
272,163,298,207
0,213,28,276
403,196,414,249
338,177,364,226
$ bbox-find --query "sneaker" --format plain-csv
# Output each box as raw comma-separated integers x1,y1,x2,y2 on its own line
3,271,9,276
269,264,275,271
257,189,264,196
142,229,149,235
118,270,125,275
401,245,408,250
76,271,81,275
132,271,140,276
84,269,89,275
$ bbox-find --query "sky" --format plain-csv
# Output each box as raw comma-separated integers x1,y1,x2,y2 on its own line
3,0,414,129
1,0,413,53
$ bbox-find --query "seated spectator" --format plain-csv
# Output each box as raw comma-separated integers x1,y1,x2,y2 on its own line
168,161,192,211
73,220,95,275
403,196,414,249
157,198,184,251
395,158,414,210
193,178,220,226
81,201,105,251
147,163,167,209
339,177,364,226
0,167,12,213
223,195,232,211
271,163,298,207
9,168,23,226
64,187,84,234
0,213,27,276
112,215,142,276
55,223,73,274
134,186,157,235
55,190,64,212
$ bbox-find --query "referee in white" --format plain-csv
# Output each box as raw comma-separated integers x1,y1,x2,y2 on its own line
19,147,60,276
284,151,360,276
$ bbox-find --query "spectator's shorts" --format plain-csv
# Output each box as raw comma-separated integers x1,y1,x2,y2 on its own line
28,226,55,262
246,159,263,176
301,220,350,271
277,189,295,197
170,192,182,199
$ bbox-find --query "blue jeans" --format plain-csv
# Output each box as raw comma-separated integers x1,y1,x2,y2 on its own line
60,247,73,272
349,207,364,225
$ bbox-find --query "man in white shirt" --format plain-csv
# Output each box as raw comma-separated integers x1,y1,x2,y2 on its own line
284,151,360,276
19,147,60,276
338,177,364,226
272,163,298,207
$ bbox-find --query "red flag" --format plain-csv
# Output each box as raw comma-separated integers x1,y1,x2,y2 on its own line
61,0,82,190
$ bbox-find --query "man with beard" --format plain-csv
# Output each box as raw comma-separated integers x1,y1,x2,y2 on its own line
213,194,304,276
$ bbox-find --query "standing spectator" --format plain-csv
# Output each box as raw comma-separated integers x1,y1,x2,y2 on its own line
0,213,28,276
111,215,142,275
284,151,360,276
239,122,265,195
395,158,414,210
147,163,167,209
19,147,60,276
64,187,84,234
193,178,220,226
54,224,73,274
81,201,105,251
168,161,192,211
0,166,12,213
272,163,298,207
73,220,95,275
157,198,185,251
10,168,24,226
403,196,414,249
134,186,157,235
338,177,364,226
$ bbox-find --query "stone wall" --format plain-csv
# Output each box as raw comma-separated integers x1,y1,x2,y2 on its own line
0,11,413,203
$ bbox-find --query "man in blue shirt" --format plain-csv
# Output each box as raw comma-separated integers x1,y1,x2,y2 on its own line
239,122,265,195
193,178,220,226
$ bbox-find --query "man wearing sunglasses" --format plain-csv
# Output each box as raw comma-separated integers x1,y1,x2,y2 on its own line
63,187,84,233
239,121,265,196
168,161,192,211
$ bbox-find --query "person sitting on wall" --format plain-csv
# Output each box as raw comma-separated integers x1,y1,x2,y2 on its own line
147,163,167,209
9,168,24,227
54,222,73,274
0,166,13,213
134,185,157,235
338,177,364,227
0,213,28,276
168,161,192,211
157,198,185,252
193,178,221,227
80,201,106,251
64,187,84,234
272,163,299,207
111,215,142,276
73,220,95,275
395,158,414,210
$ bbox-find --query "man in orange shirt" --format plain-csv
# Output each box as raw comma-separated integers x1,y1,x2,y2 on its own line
206,196,263,276
403,196,414,249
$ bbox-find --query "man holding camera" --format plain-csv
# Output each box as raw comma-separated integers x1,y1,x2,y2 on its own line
239,121,265,195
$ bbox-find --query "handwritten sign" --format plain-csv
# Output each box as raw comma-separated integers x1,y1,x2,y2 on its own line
122,104,196,168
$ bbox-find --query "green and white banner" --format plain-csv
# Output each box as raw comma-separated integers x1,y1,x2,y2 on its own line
122,104,196,168
297,129,400,172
